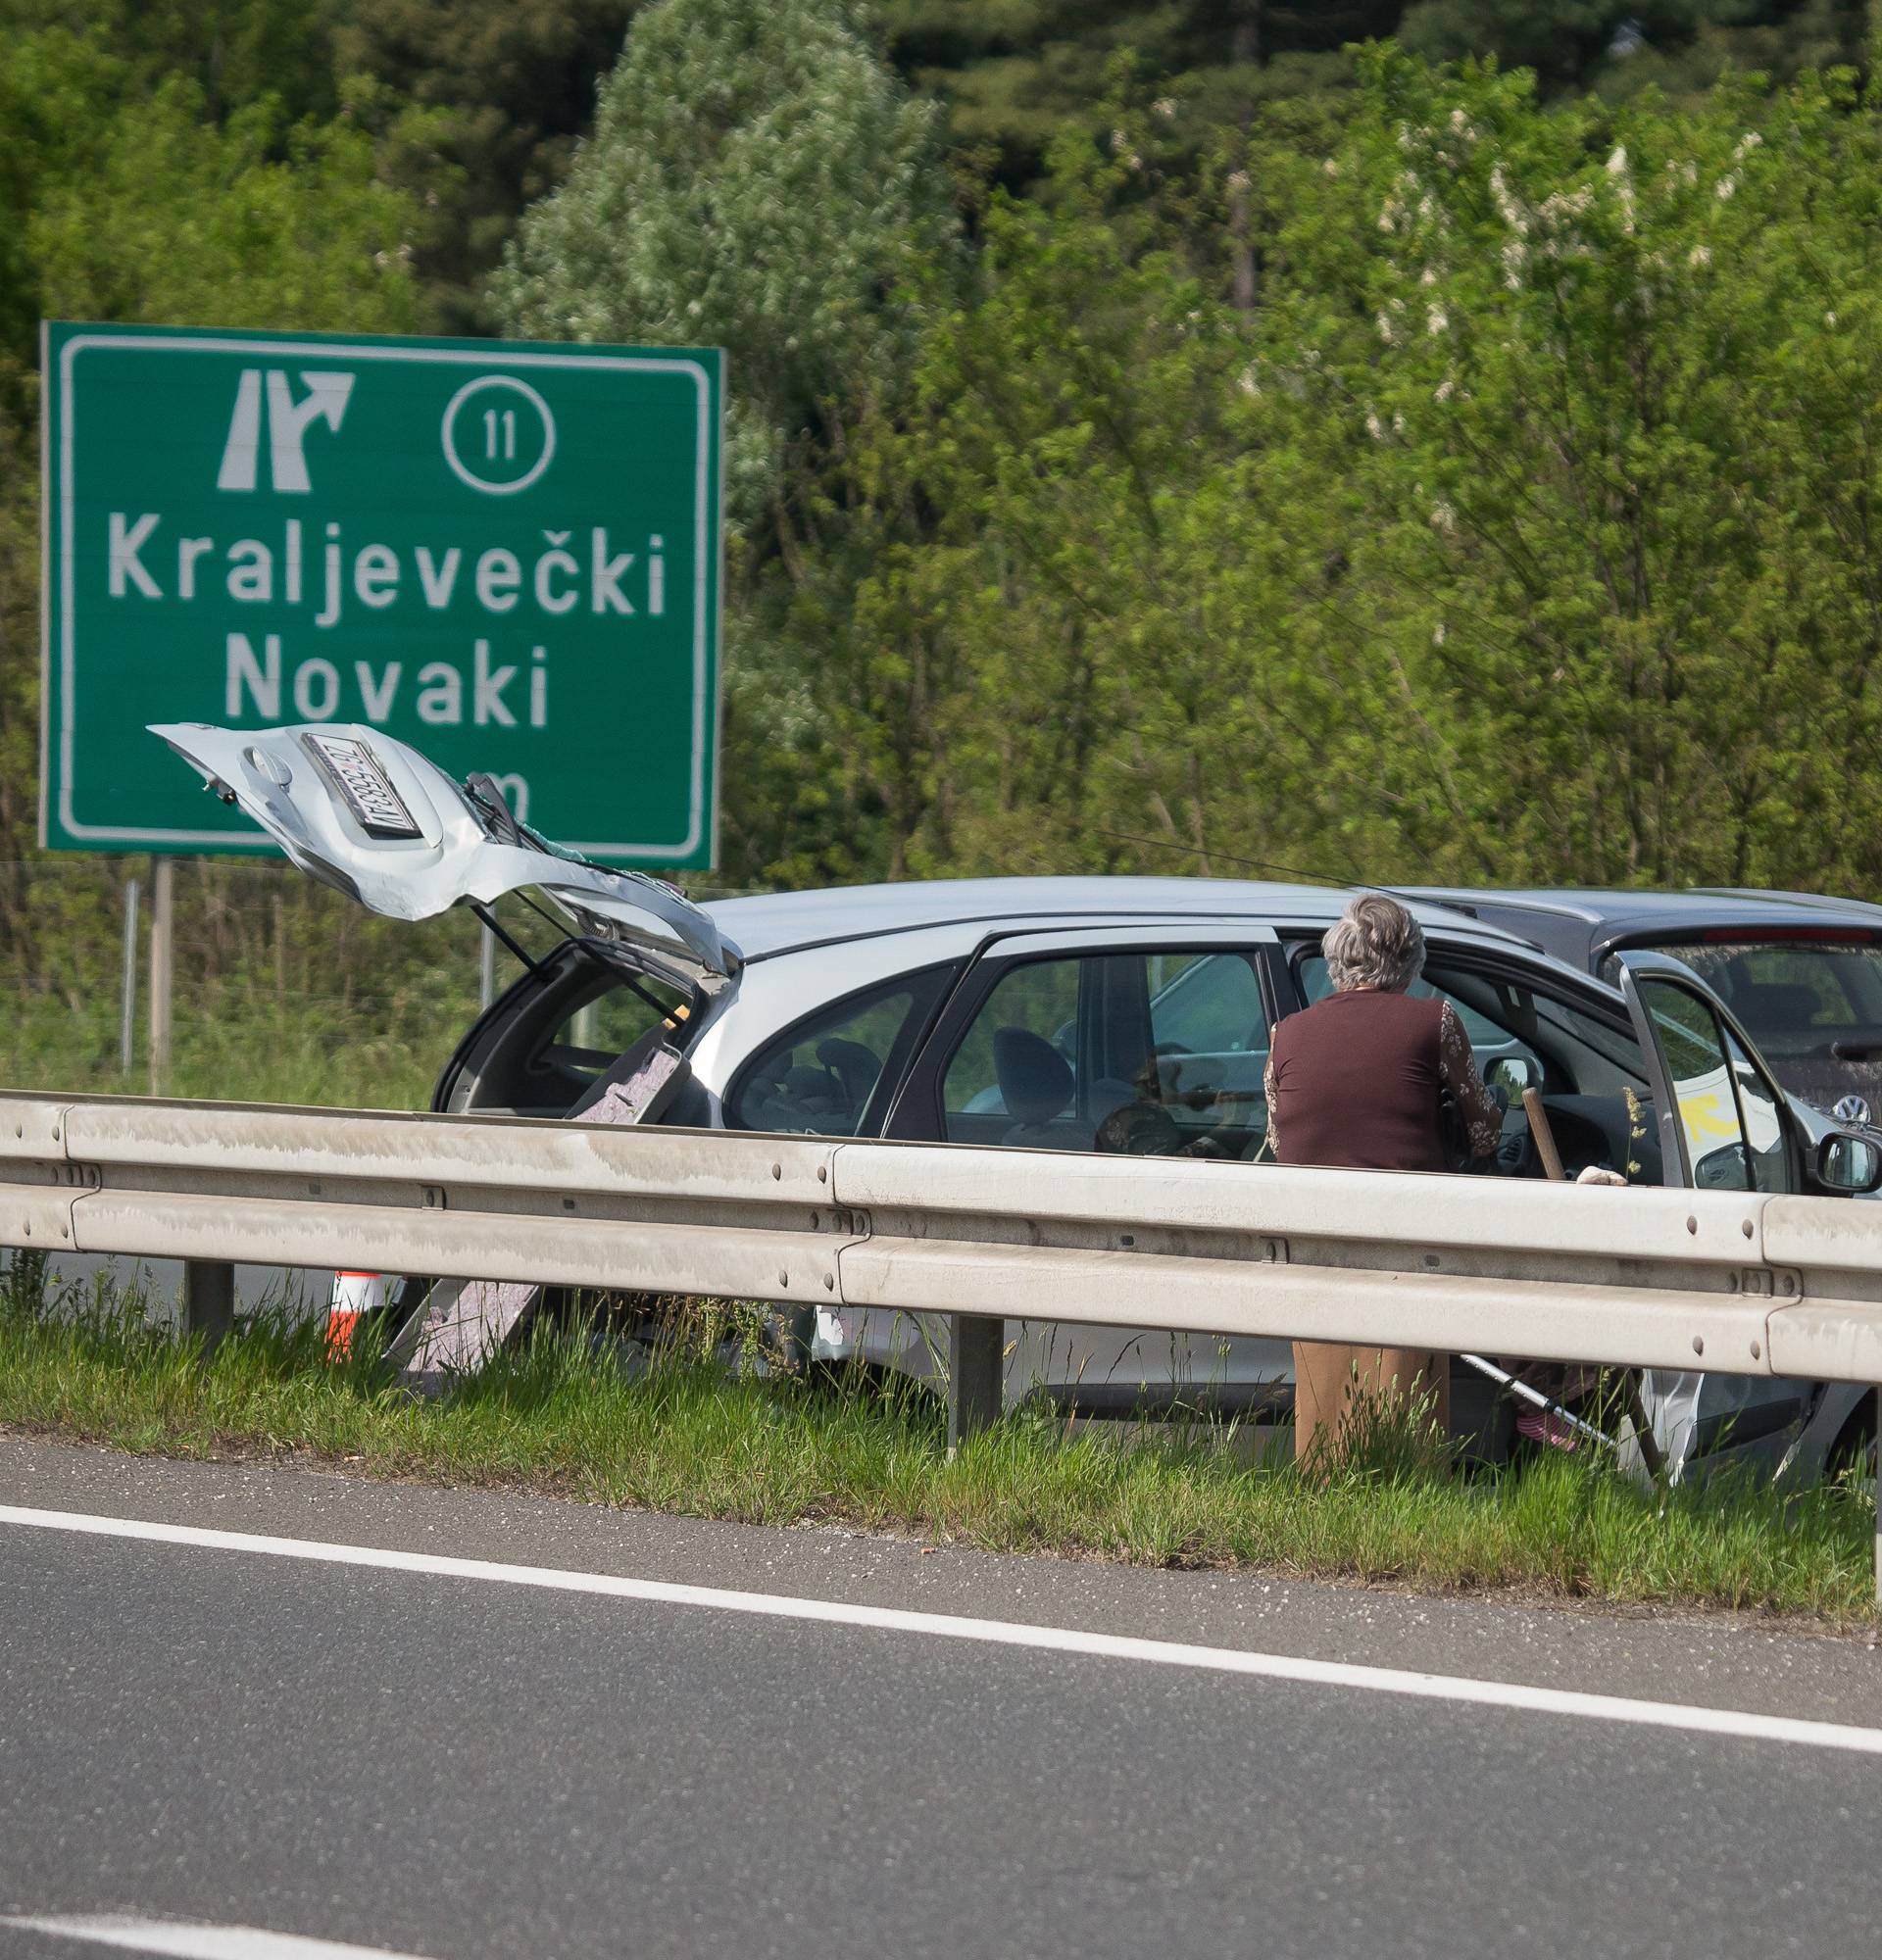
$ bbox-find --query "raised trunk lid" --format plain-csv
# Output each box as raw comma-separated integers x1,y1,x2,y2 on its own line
150,721,734,993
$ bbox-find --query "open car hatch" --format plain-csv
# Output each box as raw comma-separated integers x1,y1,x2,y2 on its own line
151,721,735,994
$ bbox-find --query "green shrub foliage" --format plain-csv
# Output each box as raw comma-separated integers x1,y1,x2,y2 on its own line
8,5,1882,1083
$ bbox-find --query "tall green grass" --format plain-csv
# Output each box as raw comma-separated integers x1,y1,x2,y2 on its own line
0,1270,1872,1622
0,984,465,1108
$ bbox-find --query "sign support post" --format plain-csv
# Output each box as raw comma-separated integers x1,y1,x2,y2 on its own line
119,877,139,1075
148,857,173,1093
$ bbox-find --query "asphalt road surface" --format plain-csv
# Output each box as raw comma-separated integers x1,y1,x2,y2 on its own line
2,1437,1879,1960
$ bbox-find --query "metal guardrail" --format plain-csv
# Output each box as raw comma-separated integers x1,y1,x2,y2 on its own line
5,1089,1882,1584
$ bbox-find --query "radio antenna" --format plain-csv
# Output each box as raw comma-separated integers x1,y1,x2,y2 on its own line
1092,827,1354,887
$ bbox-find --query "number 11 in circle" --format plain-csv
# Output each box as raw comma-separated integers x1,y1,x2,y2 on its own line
483,408,518,462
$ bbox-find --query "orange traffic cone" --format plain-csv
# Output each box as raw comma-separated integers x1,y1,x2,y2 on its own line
326,1271,386,1358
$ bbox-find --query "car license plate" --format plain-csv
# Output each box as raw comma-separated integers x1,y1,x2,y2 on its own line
301,733,422,840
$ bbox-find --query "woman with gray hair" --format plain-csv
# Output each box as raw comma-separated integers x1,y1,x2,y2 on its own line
1263,892,1502,1464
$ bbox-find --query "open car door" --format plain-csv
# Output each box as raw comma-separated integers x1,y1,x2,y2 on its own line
1612,949,1882,1477
151,720,734,997
1613,948,1837,1195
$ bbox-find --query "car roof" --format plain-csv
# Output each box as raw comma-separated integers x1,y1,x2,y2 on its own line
1405,886,1882,969
702,876,1545,963
1410,886,1882,928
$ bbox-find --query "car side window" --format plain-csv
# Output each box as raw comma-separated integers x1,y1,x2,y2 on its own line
728,969,948,1137
942,949,1271,1156
1723,1024,1795,1194
1640,979,1756,1191
1148,953,1271,1150
943,958,1082,1135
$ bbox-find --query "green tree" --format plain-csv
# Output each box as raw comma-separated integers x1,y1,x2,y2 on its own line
0,20,126,372
884,0,1402,193
1251,46,1882,887
331,0,646,321
492,0,961,883
775,130,1335,882
30,81,425,334
493,0,956,522
0,0,338,123
773,39,1882,898
1399,0,1871,94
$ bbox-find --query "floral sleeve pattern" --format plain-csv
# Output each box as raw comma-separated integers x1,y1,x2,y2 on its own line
1438,1001,1504,1159
1263,1044,1281,1157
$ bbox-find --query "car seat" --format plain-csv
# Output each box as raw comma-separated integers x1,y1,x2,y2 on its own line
993,1026,1076,1147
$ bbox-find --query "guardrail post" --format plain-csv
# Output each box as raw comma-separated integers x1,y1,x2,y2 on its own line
182,1260,234,1349
948,1313,1002,1454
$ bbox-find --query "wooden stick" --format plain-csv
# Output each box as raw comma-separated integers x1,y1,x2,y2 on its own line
1521,1087,1567,1183
1519,1085,1665,1477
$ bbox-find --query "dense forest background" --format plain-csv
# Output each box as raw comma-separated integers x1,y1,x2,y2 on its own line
5,0,1882,1096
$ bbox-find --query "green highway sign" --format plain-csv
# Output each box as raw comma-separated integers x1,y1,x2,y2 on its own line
41,321,724,863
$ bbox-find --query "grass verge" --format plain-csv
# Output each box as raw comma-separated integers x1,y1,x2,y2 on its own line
0,1274,1873,1625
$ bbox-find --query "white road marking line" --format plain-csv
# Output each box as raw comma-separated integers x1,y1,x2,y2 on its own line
0,1913,432,1959
3,1501,1878,1758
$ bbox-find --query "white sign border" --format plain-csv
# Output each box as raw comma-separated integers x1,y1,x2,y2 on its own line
44,327,720,864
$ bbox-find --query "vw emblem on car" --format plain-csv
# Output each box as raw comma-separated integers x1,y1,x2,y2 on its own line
1834,1094,1872,1126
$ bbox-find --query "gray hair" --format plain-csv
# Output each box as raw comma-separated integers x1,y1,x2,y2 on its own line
1323,892,1425,994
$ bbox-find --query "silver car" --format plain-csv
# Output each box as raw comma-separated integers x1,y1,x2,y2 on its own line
156,722,1882,1478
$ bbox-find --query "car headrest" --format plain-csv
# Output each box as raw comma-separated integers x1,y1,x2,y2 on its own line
993,1026,1074,1125
817,1036,881,1102
1734,981,1822,1028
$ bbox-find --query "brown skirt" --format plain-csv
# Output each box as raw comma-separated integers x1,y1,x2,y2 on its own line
1291,1341,1451,1465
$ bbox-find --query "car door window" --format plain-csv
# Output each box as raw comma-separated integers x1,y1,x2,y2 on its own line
942,950,1270,1156
729,969,948,1137
1147,953,1271,1152
943,956,1087,1147
1722,1025,1795,1194
1608,937,1882,1118
1641,979,1755,1191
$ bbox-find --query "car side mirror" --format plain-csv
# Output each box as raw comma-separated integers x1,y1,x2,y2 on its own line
1486,1056,1536,1099
1816,1130,1882,1195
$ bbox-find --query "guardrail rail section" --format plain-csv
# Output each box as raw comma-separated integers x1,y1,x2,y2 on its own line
5,1091,1882,1589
